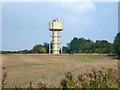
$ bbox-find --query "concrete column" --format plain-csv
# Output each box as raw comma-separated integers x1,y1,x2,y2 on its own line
52,30,59,54
61,31,62,54
49,30,51,54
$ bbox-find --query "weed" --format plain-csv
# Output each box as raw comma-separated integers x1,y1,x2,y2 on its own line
61,67,118,88
2,67,8,89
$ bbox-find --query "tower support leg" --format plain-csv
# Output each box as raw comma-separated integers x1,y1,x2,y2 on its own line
61,31,62,54
49,30,51,54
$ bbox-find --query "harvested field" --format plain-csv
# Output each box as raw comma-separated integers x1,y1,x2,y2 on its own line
2,54,118,88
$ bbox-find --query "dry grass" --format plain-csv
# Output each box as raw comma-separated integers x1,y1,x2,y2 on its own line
2,54,118,88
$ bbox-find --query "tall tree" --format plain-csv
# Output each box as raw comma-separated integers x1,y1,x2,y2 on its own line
69,37,94,53
32,44,43,53
113,32,120,59
43,42,49,53
95,40,111,53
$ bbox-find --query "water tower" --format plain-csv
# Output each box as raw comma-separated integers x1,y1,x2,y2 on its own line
49,18,63,54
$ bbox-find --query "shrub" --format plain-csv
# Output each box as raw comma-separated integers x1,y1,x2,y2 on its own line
61,67,118,88
39,47,46,53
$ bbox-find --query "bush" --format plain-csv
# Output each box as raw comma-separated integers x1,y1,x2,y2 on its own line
61,67,118,88
39,47,46,53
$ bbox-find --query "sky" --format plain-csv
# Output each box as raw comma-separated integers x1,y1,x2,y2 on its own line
2,2,118,51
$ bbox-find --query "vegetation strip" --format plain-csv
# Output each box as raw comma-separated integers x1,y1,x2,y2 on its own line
6,63,56,68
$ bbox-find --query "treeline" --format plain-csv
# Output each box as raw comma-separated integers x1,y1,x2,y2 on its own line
1,43,49,54
0,39,115,54
63,38,114,54
64,32,120,59
1,32,120,58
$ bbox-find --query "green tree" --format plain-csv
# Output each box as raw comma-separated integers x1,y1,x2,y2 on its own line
84,41,95,53
78,50,83,53
94,49,99,53
69,37,91,53
43,42,49,53
84,50,88,53
33,44,43,53
63,46,69,53
39,47,46,53
22,50,30,54
110,44,115,53
89,49,94,53
113,32,120,59
102,48,110,53
95,40,111,54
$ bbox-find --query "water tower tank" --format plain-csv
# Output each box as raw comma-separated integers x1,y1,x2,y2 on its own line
49,19,63,30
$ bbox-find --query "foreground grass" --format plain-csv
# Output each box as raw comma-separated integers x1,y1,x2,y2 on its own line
11,67,118,88
2,54,118,88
